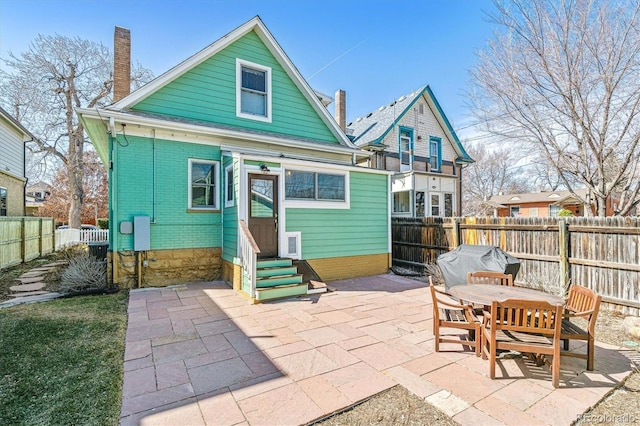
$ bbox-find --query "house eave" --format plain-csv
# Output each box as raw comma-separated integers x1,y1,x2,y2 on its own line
77,107,372,161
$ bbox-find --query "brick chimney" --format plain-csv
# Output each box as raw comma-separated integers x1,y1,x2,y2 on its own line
113,26,131,102
335,89,346,132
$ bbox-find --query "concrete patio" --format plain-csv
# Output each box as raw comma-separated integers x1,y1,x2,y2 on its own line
120,274,636,425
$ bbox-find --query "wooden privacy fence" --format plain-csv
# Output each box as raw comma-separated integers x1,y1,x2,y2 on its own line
392,216,640,315
0,217,55,270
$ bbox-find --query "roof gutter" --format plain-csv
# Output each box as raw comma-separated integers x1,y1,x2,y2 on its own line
77,107,373,159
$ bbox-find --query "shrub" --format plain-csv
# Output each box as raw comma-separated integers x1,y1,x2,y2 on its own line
97,218,109,229
424,263,445,286
60,253,108,294
558,208,574,217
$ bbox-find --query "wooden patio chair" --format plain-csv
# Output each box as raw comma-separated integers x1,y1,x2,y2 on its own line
430,279,482,357
560,284,602,371
481,298,563,388
467,271,514,286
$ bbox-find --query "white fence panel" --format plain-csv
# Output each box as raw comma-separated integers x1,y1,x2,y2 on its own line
55,229,81,250
55,228,109,250
80,229,109,242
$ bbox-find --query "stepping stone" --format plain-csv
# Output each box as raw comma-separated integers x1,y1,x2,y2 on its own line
10,283,46,292
29,266,57,272
19,271,47,278
42,261,68,267
16,276,45,284
9,291,50,297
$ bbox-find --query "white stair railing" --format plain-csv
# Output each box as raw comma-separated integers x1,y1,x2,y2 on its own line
239,220,260,298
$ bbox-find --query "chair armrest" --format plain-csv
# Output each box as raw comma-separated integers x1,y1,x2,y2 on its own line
437,297,474,311
482,311,492,326
563,309,595,319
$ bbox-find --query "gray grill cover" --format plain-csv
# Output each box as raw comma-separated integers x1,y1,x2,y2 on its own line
437,244,520,290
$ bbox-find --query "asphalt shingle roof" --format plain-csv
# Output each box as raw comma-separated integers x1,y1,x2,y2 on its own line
347,86,425,146
489,189,590,205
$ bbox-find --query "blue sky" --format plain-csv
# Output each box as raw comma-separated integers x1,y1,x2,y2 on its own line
0,0,497,133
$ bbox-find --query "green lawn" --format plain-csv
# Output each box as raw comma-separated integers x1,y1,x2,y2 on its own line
0,292,128,426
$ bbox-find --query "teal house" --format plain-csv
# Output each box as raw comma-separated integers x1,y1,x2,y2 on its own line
77,17,391,301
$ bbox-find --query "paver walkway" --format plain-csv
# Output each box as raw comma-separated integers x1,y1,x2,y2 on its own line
120,274,636,425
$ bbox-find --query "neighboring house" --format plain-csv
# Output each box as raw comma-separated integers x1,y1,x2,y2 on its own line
0,107,35,216
346,86,473,217
25,182,52,216
77,18,391,301
486,189,619,217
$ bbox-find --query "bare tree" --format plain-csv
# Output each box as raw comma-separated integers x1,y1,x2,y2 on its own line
0,34,152,227
470,0,640,216
36,151,108,226
462,143,531,215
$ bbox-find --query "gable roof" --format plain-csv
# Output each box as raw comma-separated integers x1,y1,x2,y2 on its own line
346,85,473,163
489,189,591,206
106,16,354,149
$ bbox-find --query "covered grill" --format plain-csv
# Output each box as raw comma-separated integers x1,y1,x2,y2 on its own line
437,244,520,290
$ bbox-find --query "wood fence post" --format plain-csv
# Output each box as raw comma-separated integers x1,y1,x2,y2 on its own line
39,218,43,256
21,217,26,263
559,220,570,292
452,218,460,249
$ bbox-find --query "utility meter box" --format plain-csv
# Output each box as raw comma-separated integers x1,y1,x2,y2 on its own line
133,216,151,251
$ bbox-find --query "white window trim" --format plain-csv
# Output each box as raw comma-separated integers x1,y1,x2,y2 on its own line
393,191,411,214
225,164,235,208
236,58,272,123
282,167,350,210
429,137,441,172
188,159,220,210
430,193,441,217
284,231,302,259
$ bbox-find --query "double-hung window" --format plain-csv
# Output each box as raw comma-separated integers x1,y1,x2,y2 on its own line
189,159,219,210
429,136,442,172
399,127,413,171
236,59,271,122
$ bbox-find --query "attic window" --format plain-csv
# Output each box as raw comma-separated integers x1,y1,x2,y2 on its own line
236,59,272,123
418,103,424,114
548,193,560,198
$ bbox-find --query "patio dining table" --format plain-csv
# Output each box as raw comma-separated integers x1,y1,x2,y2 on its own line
449,284,565,307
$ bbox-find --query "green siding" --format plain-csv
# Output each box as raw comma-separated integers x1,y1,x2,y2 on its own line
132,30,339,144
222,156,238,262
113,134,222,251
285,172,389,259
